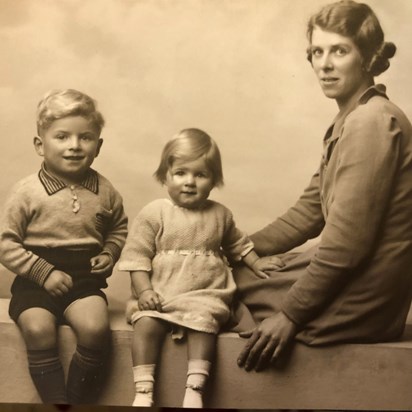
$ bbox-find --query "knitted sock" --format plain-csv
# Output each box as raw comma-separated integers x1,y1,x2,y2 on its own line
182,359,211,408
132,364,156,407
66,344,108,404
27,347,67,404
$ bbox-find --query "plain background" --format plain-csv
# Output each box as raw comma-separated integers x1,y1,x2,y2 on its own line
1,0,412,234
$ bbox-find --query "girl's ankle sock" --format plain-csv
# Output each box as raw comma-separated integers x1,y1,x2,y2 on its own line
66,343,108,404
132,364,156,407
182,359,211,408
27,347,67,404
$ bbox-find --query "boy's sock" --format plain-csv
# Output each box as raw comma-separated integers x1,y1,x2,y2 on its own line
132,364,156,407
27,347,67,404
66,343,108,404
182,359,211,408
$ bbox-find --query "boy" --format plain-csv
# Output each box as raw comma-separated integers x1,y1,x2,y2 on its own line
0,89,128,404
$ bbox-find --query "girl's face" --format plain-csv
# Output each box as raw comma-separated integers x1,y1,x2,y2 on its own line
309,27,373,109
166,157,214,209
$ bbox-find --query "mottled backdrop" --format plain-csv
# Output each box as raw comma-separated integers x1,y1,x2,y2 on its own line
1,0,412,300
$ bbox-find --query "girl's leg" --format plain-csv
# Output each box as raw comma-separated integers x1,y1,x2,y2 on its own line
132,316,169,407
183,330,216,408
17,308,67,404
64,295,110,404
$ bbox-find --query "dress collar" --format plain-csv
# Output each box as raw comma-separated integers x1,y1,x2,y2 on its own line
326,84,389,142
38,163,99,195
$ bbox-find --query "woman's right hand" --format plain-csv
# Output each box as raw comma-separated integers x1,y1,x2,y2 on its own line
43,270,73,297
138,289,163,312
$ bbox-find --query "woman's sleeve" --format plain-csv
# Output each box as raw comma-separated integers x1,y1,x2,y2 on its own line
282,106,402,325
117,203,160,272
250,171,325,256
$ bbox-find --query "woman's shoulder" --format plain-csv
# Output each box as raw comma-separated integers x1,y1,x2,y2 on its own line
348,86,412,130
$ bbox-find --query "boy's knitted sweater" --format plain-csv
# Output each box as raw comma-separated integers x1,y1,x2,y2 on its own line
0,164,128,286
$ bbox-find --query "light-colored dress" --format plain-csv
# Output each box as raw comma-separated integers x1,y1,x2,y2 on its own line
119,198,254,334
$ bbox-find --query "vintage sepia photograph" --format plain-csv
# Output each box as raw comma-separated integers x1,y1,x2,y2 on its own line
1,0,412,410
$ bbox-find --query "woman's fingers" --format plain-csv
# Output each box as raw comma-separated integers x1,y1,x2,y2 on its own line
238,330,270,371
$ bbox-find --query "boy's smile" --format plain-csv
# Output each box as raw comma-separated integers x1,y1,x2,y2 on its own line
34,116,103,185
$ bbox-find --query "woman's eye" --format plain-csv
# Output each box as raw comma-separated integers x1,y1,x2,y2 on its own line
56,134,67,140
335,47,347,56
311,48,323,57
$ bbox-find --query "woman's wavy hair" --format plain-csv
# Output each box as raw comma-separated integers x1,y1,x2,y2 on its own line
306,0,396,76
36,89,105,135
154,128,224,187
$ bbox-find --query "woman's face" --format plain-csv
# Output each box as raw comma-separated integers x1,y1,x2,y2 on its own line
309,27,373,109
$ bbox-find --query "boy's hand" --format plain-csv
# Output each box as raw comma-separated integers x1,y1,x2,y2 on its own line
138,289,163,312
251,256,285,279
43,270,73,297
90,253,114,277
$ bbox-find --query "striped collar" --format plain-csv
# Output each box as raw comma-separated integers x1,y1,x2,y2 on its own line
38,163,99,195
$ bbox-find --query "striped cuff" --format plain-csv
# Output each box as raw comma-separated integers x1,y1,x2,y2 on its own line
27,258,55,286
102,242,122,263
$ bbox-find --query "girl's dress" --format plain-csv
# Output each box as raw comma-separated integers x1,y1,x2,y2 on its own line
119,198,254,334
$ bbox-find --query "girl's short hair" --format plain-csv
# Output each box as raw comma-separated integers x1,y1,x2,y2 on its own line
306,0,396,76
36,89,105,135
154,128,224,187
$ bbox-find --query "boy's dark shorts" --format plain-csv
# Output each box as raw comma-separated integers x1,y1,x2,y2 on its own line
9,246,108,324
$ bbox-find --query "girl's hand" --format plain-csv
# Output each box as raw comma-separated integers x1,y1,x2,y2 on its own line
138,289,163,312
44,270,73,297
251,256,285,279
90,253,114,277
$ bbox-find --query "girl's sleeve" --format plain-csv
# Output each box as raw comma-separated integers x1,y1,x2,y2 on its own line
117,202,160,272
0,184,55,286
282,106,402,325
102,187,128,262
221,208,254,261
250,171,325,256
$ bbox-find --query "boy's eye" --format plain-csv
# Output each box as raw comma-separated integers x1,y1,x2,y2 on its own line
80,134,93,141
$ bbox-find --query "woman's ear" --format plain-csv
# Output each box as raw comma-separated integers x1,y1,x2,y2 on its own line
33,136,44,156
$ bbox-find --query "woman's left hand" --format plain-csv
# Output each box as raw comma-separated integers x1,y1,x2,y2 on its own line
237,312,297,371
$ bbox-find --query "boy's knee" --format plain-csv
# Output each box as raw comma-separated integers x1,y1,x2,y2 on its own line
21,321,57,349
76,320,111,348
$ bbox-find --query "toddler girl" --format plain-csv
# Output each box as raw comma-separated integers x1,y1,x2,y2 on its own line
119,128,282,408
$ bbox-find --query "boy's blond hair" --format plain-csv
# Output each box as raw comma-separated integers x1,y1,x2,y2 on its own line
36,89,105,135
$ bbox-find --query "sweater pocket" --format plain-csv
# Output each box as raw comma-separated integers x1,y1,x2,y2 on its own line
95,207,113,235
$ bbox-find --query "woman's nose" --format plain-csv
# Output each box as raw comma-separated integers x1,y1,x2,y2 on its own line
320,52,333,70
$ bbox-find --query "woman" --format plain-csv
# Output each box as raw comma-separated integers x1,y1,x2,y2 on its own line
235,0,412,372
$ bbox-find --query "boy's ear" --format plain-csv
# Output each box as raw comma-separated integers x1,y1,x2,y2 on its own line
33,136,44,156
95,138,103,158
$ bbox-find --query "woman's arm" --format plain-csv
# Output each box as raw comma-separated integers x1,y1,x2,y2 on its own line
250,170,325,256
282,104,403,325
